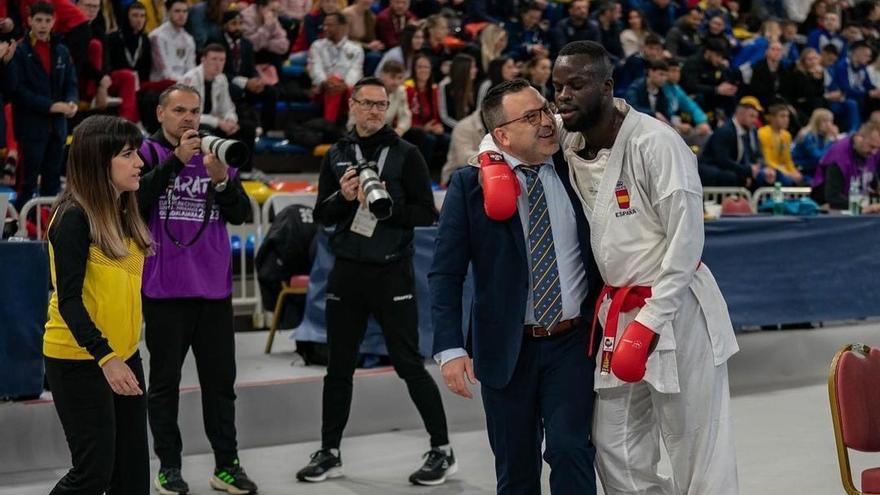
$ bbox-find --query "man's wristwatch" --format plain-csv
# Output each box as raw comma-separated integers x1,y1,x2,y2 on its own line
213,175,229,192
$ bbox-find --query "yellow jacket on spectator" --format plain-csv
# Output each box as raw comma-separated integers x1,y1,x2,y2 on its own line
758,125,799,178
143,0,165,33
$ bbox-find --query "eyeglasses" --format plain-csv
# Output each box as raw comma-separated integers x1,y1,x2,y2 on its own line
497,102,556,128
352,98,390,111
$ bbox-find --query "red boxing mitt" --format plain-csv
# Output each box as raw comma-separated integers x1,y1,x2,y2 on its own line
610,321,659,383
479,151,520,221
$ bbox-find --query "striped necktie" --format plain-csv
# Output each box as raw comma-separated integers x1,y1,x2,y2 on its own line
520,165,563,329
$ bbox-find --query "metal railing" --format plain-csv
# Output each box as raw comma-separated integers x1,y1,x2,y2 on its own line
702,187,752,205
227,195,264,326
14,196,57,239
751,187,812,212
14,194,266,325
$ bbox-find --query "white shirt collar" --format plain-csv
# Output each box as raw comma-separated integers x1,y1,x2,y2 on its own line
733,118,748,137
500,149,554,172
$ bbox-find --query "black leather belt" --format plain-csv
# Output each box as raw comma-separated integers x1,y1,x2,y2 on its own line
524,317,583,339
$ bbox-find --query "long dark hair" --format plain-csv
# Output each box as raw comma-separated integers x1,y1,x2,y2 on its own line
449,53,476,120
487,56,514,87
400,24,421,74
627,8,648,33
412,52,436,118
54,115,152,258
413,52,434,87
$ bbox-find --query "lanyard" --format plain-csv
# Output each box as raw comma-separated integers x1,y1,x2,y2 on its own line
145,139,215,249
354,144,390,176
125,35,143,69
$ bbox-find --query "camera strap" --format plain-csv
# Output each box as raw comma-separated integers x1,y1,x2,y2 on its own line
353,145,390,175
162,170,217,249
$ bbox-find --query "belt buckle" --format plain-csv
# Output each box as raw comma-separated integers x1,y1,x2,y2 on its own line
528,325,551,338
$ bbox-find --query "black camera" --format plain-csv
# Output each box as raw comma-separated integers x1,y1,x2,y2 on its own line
198,131,249,168
355,160,392,220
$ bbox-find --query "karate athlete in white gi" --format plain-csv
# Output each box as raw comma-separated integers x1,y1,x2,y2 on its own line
480,40,741,494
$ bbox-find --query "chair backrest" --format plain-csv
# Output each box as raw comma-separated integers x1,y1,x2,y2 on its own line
829,344,880,495
721,196,754,215
833,345,880,452
261,192,318,226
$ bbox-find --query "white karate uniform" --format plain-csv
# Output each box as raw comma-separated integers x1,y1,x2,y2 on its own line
477,98,741,494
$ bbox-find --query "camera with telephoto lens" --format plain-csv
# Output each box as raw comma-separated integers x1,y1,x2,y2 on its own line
198,131,249,168
355,159,392,220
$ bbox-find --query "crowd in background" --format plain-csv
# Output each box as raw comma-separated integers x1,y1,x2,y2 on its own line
2,0,880,213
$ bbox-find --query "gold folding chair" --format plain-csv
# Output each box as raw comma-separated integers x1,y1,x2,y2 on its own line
264,275,310,354
829,343,880,495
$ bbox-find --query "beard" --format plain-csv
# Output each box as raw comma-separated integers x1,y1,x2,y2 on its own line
357,117,384,136
562,109,601,133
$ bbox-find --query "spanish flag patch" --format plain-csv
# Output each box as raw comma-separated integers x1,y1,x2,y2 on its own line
615,181,630,210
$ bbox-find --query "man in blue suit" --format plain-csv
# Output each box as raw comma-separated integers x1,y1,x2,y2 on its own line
429,79,601,494
699,96,777,188
625,59,671,122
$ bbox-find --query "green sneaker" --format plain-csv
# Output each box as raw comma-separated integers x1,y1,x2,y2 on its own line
209,459,258,494
154,467,189,494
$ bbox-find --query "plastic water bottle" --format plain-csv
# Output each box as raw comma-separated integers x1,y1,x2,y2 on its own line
772,182,785,215
849,178,862,216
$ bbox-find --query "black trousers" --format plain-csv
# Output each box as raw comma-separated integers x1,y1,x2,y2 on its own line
144,297,239,469
402,128,450,174
322,257,449,449
244,85,279,133
14,131,64,210
481,329,596,494
697,162,740,188
45,352,149,495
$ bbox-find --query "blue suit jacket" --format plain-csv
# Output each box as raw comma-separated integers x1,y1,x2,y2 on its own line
699,119,764,186
9,34,77,140
429,153,602,389
625,77,671,120
503,20,549,62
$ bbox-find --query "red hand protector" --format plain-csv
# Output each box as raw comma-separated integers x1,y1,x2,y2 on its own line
610,321,659,383
479,151,520,221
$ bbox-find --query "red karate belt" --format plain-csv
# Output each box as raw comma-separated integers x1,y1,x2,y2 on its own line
589,285,652,375
589,262,703,375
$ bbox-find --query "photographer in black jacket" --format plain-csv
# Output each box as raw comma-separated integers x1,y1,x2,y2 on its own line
295,77,455,486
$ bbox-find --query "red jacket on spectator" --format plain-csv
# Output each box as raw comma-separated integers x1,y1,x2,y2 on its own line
16,0,87,33
374,6,416,49
291,8,324,53
405,80,440,128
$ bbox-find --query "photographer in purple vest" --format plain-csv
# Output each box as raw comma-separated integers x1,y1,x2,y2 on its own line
136,83,258,495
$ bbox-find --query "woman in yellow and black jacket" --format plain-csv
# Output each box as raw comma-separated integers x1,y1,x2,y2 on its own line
44,115,152,495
